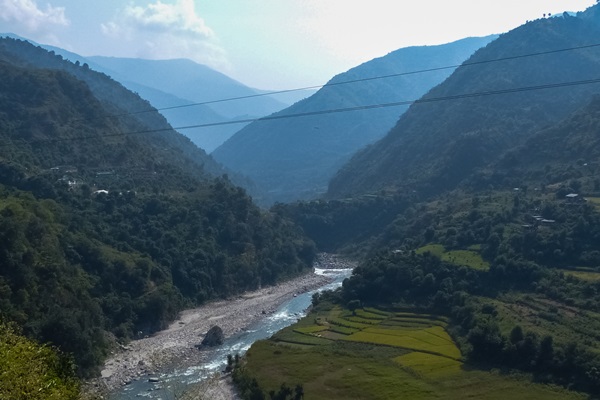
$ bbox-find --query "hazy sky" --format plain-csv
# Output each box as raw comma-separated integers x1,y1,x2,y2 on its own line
1,0,597,89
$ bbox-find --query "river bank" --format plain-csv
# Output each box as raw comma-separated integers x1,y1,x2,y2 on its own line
84,254,355,399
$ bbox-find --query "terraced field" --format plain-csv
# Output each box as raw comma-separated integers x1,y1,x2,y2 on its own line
416,244,490,270
243,306,586,399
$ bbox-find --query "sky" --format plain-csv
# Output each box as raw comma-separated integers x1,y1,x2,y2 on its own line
0,0,598,90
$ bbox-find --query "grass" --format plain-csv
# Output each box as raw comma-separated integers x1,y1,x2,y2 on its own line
416,244,490,271
394,352,462,377
586,196,600,210
560,268,600,282
443,249,489,270
243,306,587,399
416,244,445,258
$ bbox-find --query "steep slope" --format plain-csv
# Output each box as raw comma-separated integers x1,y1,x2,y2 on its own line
328,9,600,199
0,36,258,191
0,34,253,152
212,36,496,204
0,37,315,376
479,94,600,191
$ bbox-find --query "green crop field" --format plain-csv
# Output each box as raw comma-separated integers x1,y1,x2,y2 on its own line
560,268,600,282
389,316,448,328
416,244,445,257
328,317,370,330
243,306,586,399
354,309,387,320
586,196,600,210
294,325,329,334
394,352,462,377
342,326,461,359
416,244,490,270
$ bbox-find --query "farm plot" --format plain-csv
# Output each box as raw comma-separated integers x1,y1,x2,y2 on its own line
244,305,586,400
342,325,461,360
394,352,462,378
416,244,490,270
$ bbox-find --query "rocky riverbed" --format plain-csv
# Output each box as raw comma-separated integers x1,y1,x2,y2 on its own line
84,254,355,399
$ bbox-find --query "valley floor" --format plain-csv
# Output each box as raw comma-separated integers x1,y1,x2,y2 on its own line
83,262,343,398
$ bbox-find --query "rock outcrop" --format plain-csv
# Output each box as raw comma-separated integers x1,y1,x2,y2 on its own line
200,326,224,347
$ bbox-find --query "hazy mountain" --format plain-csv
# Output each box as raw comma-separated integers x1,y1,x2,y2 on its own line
84,57,315,151
119,79,248,153
212,36,496,204
86,56,290,118
328,8,600,199
0,34,306,152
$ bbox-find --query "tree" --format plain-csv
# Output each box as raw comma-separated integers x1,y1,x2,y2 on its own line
226,354,234,373
0,323,79,400
537,335,554,369
347,299,361,316
294,384,304,400
510,325,524,344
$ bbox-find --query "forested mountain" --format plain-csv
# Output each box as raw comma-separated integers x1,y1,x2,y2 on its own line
212,36,495,204
482,94,600,192
328,8,600,199
1,34,299,152
0,37,315,377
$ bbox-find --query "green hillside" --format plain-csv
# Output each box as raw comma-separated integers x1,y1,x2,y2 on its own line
328,8,600,199
0,37,315,378
259,9,600,399
213,36,495,204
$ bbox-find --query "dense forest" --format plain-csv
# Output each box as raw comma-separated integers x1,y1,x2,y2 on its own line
0,37,316,377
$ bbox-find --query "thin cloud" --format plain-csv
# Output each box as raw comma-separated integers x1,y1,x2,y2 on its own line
101,0,228,69
0,0,69,32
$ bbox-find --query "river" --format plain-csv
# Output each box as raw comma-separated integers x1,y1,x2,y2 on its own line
111,267,352,399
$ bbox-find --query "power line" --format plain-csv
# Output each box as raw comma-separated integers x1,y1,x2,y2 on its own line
108,42,600,119
5,41,600,147
9,76,600,147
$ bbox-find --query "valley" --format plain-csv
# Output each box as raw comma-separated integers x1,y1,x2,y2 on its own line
2,2,600,400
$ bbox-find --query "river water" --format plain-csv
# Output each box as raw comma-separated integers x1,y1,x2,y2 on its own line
111,267,352,399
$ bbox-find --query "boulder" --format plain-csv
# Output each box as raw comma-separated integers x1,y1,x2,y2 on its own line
200,325,224,347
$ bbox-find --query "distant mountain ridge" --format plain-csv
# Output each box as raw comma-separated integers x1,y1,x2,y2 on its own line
0,33,308,152
212,36,496,204
86,56,312,152
86,56,289,118
328,7,600,199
